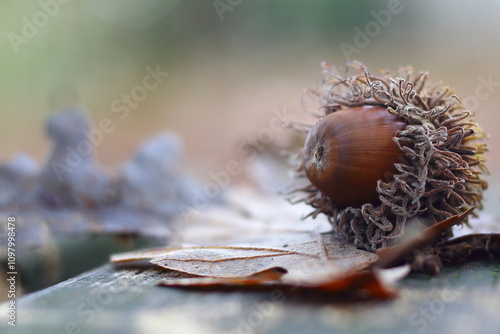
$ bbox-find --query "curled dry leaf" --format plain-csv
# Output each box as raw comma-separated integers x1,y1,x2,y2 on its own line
372,208,475,270
436,233,500,264
159,267,289,288
150,246,320,279
159,266,410,300
111,188,495,301
113,233,378,283
111,189,410,300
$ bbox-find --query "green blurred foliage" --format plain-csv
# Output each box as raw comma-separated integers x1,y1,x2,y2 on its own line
0,1,397,113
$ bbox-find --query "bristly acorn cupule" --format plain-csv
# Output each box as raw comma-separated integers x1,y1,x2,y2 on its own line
292,61,488,254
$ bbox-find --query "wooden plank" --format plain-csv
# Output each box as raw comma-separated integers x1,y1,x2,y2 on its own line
3,260,500,334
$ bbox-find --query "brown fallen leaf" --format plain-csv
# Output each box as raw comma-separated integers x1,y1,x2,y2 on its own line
111,190,479,301
371,208,475,270
436,233,500,264
113,233,378,282
150,246,316,278
111,189,396,299
159,267,288,287
111,189,375,281
159,265,409,300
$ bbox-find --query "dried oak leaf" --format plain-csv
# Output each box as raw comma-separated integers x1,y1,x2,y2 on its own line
113,233,378,283
111,190,481,300
111,190,411,300
371,208,475,270
159,266,407,300
113,234,407,300
435,233,500,264
153,210,471,298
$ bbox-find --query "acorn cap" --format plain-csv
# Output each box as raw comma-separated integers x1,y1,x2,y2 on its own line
293,61,488,251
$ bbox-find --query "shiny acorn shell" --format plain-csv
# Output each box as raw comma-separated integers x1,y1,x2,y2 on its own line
293,62,488,252
303,106,407,207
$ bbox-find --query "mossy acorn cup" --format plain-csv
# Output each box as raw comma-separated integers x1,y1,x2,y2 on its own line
295,62,488,251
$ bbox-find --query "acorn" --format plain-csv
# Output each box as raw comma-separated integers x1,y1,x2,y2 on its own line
293,61,488,252
303,105,406,207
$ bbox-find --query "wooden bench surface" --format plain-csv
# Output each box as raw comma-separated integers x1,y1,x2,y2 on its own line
3,260,499,334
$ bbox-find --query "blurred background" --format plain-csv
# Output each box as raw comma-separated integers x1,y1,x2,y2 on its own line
0,0,499,214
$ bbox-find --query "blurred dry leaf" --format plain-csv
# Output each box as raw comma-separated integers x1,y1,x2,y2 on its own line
110,189,404,300
113,233,378,283
159,266,409,300
436,233,500,263
372,208,475,269
113,230,407,300
159,267,289,287
111,189,487,300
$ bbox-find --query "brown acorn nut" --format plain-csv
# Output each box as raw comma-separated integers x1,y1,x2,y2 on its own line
303,106,406,207
292,62,488,252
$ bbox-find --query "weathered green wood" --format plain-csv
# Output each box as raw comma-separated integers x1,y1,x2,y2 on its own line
2,260,499,334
